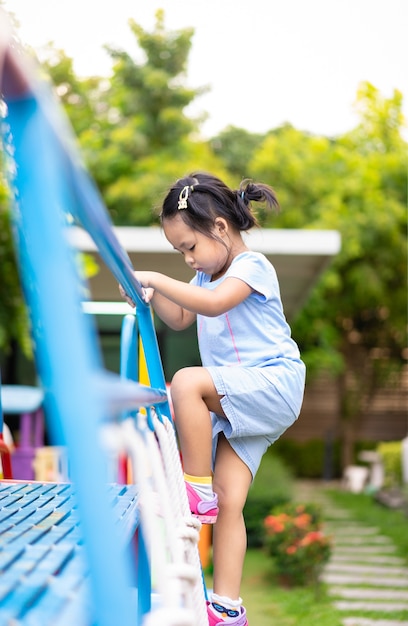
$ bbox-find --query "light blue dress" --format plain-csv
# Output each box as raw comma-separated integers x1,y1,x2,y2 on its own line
191,251,306,478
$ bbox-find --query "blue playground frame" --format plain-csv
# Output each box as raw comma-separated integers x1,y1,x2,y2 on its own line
0,21,178,626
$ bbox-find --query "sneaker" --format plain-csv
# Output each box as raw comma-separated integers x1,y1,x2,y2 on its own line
207,601,248,626
185,482,219,524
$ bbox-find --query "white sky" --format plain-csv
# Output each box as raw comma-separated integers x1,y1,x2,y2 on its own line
2,0,407,139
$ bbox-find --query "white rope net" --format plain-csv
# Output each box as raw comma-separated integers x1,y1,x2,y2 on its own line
104,410,208,626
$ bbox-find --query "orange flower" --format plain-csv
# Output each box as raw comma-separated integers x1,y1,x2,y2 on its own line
264,514,289,533
263,502,332,586
294,513,312,529
299,531,325,547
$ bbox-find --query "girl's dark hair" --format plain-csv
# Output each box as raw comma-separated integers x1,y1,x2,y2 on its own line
160,172,279,238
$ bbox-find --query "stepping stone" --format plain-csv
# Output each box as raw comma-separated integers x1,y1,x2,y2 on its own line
326,526,381,535
334,536,395,545
342,618,408,626
295,483,408,625
325,517,370,522
322,573,408,587
330,588,408,600
325,563,408,576
334,546,398,554
331,555,405,565
324,511,354,519
335,600,408,611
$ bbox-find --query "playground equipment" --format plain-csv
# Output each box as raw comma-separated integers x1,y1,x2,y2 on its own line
0,384,45,479
0,11,207,625
0,372,13,480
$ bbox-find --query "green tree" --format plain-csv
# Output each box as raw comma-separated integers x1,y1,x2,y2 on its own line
42,47,102,137
0,9,228,359
0,8,38,369
210,126,265,179
79,10,227,225
0,170,31,368
38,11,228,226
250,83,407,467
107,11,199,148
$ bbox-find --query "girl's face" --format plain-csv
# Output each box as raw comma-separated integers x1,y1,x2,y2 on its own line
163,213,230,279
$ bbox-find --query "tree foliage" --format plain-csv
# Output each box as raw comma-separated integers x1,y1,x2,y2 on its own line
210,126,265,179
42,47,100,136
0,9,228,362
248,83,407,464
0,7,406,470
0,172,31,358
46,9,227,226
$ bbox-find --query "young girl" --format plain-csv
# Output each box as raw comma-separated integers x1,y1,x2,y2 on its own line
121,172,305,626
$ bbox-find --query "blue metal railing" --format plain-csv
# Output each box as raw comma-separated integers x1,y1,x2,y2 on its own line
1,27,171,626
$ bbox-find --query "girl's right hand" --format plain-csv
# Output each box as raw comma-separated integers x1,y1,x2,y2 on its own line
118,283,136,308
142,287,155,303
118,283,155,306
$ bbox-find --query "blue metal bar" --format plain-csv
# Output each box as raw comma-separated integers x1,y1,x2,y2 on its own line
66,161,170,411
3,93,139,626
120,315,139,385
3,37,170,413
1,33,173,625
120,314,139,422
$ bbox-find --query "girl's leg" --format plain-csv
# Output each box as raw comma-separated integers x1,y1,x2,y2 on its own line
172,367,251,615
170,366,224,476
212,434,252,599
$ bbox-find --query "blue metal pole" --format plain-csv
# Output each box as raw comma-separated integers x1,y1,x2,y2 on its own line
3,94,137,626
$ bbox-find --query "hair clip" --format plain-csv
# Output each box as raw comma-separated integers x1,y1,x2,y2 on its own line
178,186,189,210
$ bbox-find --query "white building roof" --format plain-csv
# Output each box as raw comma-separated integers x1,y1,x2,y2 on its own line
69,226,341,320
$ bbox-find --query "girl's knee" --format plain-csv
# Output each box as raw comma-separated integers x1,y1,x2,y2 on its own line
217,497,245,521
171,368,195,405
171,367,190,389
171,367,213,400
213,482,246,514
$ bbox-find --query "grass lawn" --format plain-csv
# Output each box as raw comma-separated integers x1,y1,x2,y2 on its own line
206,548,343,626
324,486,408,561
205,483,408,625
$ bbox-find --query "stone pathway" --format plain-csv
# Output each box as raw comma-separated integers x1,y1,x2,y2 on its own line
295,482,408,626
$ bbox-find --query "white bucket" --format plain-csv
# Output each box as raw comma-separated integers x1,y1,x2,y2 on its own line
343,465,369,493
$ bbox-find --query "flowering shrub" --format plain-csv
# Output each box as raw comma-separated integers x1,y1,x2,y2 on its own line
264,502,332,587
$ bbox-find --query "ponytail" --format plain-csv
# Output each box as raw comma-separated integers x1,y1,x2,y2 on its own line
161,172,280,235
235,179,280,230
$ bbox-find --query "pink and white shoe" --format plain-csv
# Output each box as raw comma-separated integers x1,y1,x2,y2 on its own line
207,601,248,625
185,482,219,524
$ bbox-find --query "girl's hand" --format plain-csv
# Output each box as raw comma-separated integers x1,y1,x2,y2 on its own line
134,271,155,288
134,271,156,303
118,283,136,308
142,287,155,303
119,271,156,306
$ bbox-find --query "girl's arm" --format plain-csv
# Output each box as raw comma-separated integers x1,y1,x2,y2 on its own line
135,271,252,324
119,282,195,330
147,289,196,330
